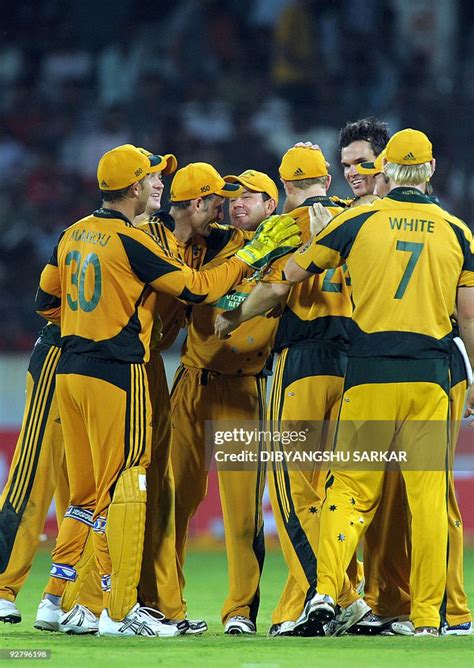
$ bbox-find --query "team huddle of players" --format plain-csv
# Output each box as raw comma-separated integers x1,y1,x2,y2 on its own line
0,117,473,639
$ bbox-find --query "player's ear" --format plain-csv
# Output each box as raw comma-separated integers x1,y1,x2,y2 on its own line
192,197,203,213
129,181,141,198
326,174,332,190
430,158,436,177
264,198,277,216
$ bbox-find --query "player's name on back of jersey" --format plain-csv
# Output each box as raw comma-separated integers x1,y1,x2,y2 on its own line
70,229,111,246
389,217,435,233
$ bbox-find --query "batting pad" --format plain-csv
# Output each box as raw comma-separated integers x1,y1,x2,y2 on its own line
61,528,95,613
106,466,147,620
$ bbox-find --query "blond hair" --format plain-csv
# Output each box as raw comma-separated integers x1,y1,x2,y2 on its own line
291,176,329,190
383,161,432,186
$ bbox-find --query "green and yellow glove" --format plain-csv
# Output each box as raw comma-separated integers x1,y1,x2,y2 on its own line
235,215,301,270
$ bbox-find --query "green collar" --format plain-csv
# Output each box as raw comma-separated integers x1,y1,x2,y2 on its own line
386,187,433,204
94,208,133,226
301,195,335,208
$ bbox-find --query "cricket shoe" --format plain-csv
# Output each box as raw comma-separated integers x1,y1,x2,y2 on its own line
390,620,415,636
441,621,472,636
331,599,371,636
414,626,439,637
34,598,60,632
348,611,399,636
293,594,335,636
182,619,208,635
0,599,21,624
268,621,297,636
59,604,98,634
99,604,183,637
224,616,256,635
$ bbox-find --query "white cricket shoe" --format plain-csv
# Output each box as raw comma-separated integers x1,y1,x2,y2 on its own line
99,604,182,637
0,598,21,624
293,593,335,635
391,620,415,636
268,621,297,636
414,626,439,637
332,599,372,636
350,612,400,635
224,616,256,634
442,621,472,636
59,604,98,634
182,619,208,635
34,598,60,632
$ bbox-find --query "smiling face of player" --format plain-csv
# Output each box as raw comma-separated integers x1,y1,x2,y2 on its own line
192,194,225,236
228,189,274,231
145,171,164,214
135,175,152,216
341,140,377,197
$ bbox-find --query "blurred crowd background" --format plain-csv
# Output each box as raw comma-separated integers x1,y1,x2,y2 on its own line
1,0,473,350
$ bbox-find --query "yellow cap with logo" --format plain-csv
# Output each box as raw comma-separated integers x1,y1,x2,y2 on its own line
385,129,432,166
97,144,165,190
223,169,279,205
356,149,386,175
170,162,241,202
279,146,328,181
138,148,178,175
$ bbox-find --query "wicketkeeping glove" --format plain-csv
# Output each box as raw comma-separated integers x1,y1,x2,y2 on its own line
235,215,301,270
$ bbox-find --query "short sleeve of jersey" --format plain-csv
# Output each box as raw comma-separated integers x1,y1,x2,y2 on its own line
459,236,474,287
293,207,377,275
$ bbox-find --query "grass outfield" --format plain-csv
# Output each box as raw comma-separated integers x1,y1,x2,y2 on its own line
1,548,473,667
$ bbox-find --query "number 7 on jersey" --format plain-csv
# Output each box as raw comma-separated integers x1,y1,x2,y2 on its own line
394,241,424,299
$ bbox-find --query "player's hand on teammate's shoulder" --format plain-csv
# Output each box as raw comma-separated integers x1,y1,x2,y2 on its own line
309,202,333,237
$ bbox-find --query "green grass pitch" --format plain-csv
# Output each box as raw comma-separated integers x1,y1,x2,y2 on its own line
1,548,472,667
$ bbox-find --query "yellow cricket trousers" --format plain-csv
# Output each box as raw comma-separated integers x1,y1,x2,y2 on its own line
138,349,182,619
317,357,450,629
268,341,360,625
364,344,471,626
170,366,266,625
0,338,101,613
44,353,151,616
0,340,63,599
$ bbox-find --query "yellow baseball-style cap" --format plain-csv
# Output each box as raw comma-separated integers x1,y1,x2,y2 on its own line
356,149,386,175
97,144,165,190
385,129,433,166
223,169,279,205
170,162,241,202
138,148,178,175
279,146,328,181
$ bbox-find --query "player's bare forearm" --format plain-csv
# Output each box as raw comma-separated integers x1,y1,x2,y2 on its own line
284,255,313,284
214,281,289,339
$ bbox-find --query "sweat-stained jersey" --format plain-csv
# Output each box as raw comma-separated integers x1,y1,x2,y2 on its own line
262,196,352,352
36,208,251,363
293,187,474,358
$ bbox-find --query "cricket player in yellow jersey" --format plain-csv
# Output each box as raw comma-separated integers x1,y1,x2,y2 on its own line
216,145,366,636
288,129,474,637
0,323,99,630
138,191,210,632
352,154,472,637
34,145,300,637
169,168,279,634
